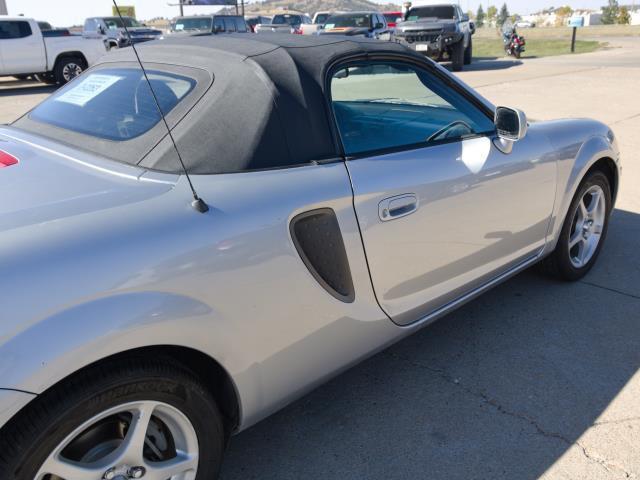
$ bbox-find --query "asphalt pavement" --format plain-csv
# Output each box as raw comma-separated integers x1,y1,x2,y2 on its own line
1,37,638,480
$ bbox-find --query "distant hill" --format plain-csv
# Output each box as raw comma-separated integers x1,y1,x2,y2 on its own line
229,0,401,16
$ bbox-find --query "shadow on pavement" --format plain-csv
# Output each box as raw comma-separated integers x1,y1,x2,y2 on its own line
460,58,524,71
0,83,57,97
220,208,640,480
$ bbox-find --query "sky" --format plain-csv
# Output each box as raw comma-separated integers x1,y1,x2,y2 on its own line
5,0,615,26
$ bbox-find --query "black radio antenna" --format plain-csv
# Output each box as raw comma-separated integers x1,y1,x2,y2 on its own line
112,0,208,213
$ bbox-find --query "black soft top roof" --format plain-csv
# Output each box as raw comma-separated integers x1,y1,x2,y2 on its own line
99,34,423,174
18,34,483,174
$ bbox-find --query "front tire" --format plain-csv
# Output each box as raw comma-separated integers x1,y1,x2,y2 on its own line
0,357,225,480
464,37,472,65
451,40,465,71
541,170,612,281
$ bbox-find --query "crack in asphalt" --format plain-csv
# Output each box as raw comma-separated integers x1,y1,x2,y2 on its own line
579,280,640,300
387,352,637,479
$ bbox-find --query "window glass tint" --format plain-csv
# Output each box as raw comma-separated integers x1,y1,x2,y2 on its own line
384,13,400,23
223,17,236,32
272,14,302,26
0,21,33,39
174,17,213,31
406,6,456,21
31,69,196,141
331,63,494,155
235,18,248,32
315,13,329,24
103,17,142,29
213,17,225,32
324,14,372,29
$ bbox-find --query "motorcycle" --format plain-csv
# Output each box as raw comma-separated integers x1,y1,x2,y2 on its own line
502,25,526,58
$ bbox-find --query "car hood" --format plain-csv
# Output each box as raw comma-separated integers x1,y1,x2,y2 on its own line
320,27,370,36
0,127,174,233
396,19,456,33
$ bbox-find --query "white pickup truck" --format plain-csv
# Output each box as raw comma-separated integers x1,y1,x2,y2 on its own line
0,16,106,85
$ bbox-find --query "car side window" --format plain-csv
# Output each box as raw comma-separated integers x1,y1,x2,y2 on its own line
213,17,225,33
330,62,495,156
0,21,33,39
223,17,237,33
235,18,248,32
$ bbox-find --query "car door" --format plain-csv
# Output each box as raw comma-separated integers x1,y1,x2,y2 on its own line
330,59,557,325
0,20,45,74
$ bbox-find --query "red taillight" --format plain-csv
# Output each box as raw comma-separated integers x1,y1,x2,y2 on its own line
0,150,18,168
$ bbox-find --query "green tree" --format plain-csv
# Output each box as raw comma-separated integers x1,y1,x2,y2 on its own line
554,5,573,26
617,5,631,24
487,5,498,24
601,0,620,24
497,3,510,27
476,4,486,27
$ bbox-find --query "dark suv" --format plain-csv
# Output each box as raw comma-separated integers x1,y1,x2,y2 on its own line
394,3,475,71
170,15,249,35
83,16,162,50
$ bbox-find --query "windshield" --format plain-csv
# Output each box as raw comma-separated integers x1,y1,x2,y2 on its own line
30,69,196,141
405,6,455,21
314,13,330,24
272,14,302,26
384,13,401,23
324,14,372,28
103,16,142,29
173,17,213,31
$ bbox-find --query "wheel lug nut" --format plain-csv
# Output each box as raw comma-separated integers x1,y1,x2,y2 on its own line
128,466,146,478
103,468,116,480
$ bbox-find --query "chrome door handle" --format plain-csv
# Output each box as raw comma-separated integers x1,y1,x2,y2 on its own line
379,194,418,221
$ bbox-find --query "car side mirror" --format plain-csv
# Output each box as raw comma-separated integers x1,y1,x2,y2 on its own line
98,26,106,35
469,21,476,34
493,106,527,153
375,22,384,29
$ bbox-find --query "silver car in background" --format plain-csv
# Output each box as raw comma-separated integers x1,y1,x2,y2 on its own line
0,34,620,479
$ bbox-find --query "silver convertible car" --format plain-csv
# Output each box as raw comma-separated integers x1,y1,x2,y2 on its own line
0,35,620,479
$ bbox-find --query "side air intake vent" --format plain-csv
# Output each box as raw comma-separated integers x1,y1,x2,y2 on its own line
290,208,355,303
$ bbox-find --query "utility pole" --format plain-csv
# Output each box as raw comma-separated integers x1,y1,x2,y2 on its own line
179,1,184,16
0,0,8,15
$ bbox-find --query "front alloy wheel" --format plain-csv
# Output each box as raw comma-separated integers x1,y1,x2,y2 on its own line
541,169,612,280
567,185,606,269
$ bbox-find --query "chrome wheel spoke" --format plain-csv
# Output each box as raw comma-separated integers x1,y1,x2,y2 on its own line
37,455,104,479
568,185,606,269
146,452,199,480
35,400,200,480
115,402,157,464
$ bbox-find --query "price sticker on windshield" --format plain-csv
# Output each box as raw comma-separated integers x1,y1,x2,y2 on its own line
55,74,123,107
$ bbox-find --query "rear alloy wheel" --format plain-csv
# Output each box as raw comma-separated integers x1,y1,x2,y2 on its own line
541,170,611,280
0,358,225,480
54,56,85,85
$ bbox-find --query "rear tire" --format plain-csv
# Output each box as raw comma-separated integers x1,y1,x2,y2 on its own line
540,170,612,281
451,41,465,71
0,356,225,480
54,55,86,85
464,37,472,65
